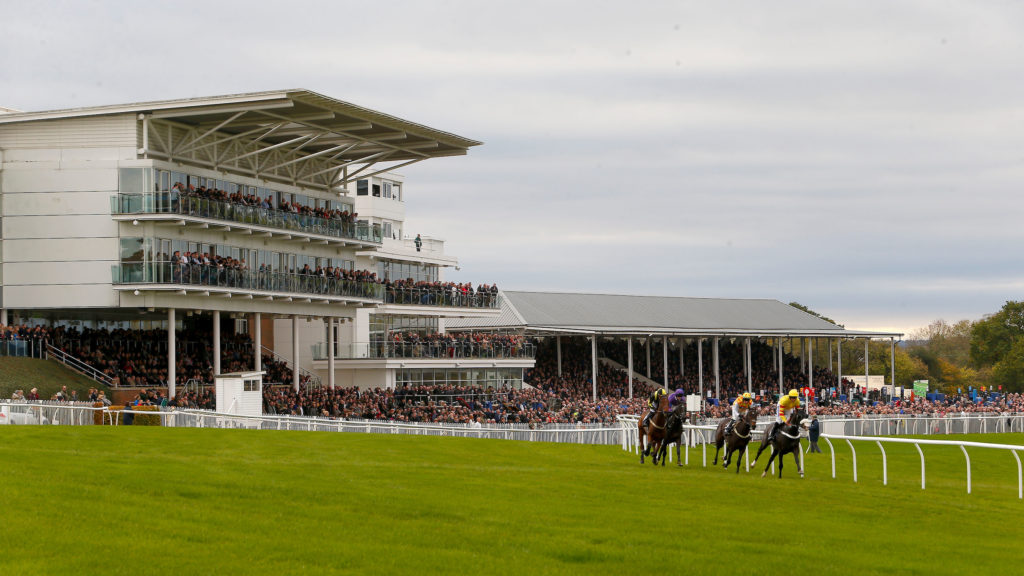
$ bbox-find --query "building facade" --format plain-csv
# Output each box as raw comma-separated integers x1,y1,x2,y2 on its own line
0,90,534,397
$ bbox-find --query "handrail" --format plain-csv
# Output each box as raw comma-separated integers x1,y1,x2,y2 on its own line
45,343,116,388
113,261,385,301
111,192,382,244
261,345,322,388
310,341,536,360
382,285,500,309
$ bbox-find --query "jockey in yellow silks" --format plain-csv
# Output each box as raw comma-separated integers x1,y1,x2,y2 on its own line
725,392,754,437
767,389,801,442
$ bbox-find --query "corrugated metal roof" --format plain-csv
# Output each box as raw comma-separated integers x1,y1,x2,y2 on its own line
448,291,900,337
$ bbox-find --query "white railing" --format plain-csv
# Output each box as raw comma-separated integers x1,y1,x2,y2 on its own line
811,414,1024,436
820,434,1024,499
0,401,103,426
45,343,116,387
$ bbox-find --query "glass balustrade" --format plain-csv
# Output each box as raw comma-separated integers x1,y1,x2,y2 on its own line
311,341,536,360
112,261,385,301
111,192,382,243
382,286,501,309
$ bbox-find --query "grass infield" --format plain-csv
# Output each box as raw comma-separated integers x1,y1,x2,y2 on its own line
0,426,1021,575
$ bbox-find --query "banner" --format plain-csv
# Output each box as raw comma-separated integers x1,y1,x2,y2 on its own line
913,380,929,396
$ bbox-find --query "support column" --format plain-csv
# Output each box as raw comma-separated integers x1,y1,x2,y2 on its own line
838,338,843,399
864,338,870,400
627,336,633,399
645,338,651,379
556,336,562,377
213,310,221,376
801,338,806,374
254,312,262,372
773,338,778,371
698,338,704,399
778,338,784,395
292,315,300,392
807,337,813,392
591,335,598,402
679,338,685,380
0,308,7,326
327,317,336,389
746,337,752,393
662,337,669,389
167,308,176,400
713,336,720,399
828,339,833,372
890,337,896,400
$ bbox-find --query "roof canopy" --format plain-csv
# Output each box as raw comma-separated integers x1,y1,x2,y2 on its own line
448,291,901,339
0,89,481,190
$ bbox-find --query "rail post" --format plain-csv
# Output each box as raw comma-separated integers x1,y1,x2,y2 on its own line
1012,450,1022,500
824,437,836,478
961,445,972,494
846,439,857,483
876,440,887,486
915,443,925,490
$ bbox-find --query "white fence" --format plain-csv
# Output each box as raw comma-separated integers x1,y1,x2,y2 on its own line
0,402,622,445
820,434,1024,498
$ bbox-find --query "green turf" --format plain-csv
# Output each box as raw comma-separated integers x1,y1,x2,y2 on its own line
0,357,107,400
0,427,1021,575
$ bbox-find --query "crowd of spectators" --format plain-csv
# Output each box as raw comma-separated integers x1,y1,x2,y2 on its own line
383,280,499,308
375,331,532,358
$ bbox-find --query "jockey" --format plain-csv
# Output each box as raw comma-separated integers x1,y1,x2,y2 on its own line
643,387,669,427
668,388,686,411
767,389,801,443
724,392,754,437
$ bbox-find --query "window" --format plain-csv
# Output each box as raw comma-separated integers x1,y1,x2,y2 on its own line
357,180,369,196
372,183,381,197
383,182,392,199
393,184,401,201
243,379,259,392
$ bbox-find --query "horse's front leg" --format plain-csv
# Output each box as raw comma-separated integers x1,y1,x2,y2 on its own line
676,440,682,467
761,451,777,478
794,446,804,478
778,451,784,478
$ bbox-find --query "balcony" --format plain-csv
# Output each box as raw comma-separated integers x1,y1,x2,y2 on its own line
311,341,536,360
111,193,382,246
382,285,500,309
112,261,383,304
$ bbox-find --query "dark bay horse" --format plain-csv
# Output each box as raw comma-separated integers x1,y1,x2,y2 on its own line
656,403,689,467
638,393,670,465
712,409,758,473
753,410,810,478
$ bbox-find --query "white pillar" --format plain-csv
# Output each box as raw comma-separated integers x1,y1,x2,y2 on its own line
713,336,720,399
292,315,300,392
254,312,262,372
801,338,806,374
646,338,651,379
213,310,221,376
679,338,685,379
890,337,896,399
778,338,784,395
556,336,562,377
591,335,598,402
828,339,833,372
167,308,176,400
773,338,778,371
662,336,669,388
838,338,843,399
327,317,336,389
807,337,813,391
698,338,704,398
0,308,7,326
746,337,752,393
627,336,633,399
864,338,870,400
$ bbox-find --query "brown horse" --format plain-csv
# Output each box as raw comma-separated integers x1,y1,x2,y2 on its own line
711,409,758,473
638,393,670,465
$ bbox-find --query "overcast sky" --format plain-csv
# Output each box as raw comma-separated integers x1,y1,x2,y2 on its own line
3,0,1024,335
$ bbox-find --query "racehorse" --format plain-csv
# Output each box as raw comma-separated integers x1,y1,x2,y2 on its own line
753,410,810,478
638,392,670,465
712,409,758,473
656,402,689,466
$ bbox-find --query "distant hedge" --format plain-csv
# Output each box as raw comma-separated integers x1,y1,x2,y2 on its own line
103,405,162,426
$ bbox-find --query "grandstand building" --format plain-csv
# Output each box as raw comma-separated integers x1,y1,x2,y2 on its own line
0,90,529,398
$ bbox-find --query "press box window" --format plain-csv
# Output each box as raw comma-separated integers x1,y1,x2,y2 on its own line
357,180,369,196
243,379,259,392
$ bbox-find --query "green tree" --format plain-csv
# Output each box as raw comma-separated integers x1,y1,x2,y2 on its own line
990,338,1024,393
788,302,840,327
971,301,1024,367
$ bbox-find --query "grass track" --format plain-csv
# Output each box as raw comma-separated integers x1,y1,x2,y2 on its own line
0,427,1021,575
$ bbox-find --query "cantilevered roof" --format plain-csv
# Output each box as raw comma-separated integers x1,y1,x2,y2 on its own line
447,291,901,338
0,89,480,187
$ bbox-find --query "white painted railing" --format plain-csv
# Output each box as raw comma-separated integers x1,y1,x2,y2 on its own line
820,434,1024,499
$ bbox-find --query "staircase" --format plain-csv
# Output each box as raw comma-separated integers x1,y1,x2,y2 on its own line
46,343,116,388
261,345,323,388
599,357,663,391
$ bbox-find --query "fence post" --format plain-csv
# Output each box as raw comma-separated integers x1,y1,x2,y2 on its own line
876,440,887,486
915,443,926,490
824,437,836,478
1012,450,1022,500
846,439,858,483
959,445,972,494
